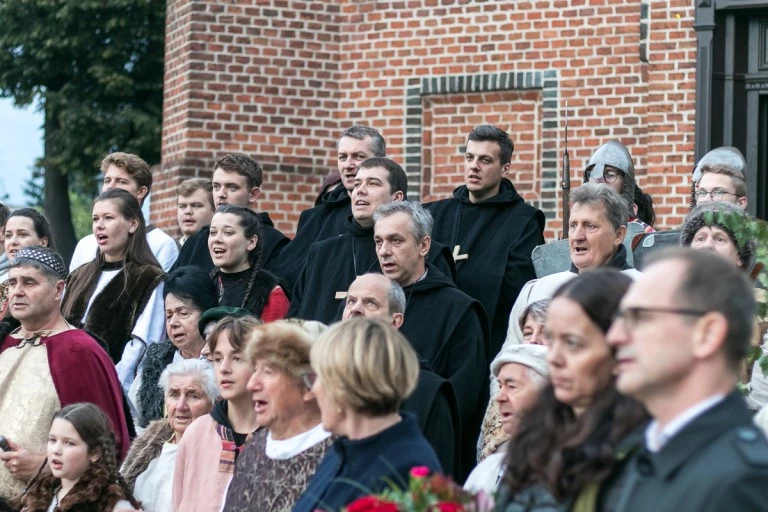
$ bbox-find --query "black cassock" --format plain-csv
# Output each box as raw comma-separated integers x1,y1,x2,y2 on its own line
287,218,456,324
399,265,490,483
426,179,544,355
273,183,351,290
170,212,289,275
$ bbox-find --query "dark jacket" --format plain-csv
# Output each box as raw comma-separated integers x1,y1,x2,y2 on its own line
292,413,442,512
615,391,768,512
425,179,545,352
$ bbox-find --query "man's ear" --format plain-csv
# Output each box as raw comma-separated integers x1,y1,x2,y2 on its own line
691,311,729,361
136,186,149,204
249,186,262,204
419,235,431,257
391,313,404,330
737,196,748,209
55,280,66,301
501,162,511,176
392,190,404,202
613,225,627,247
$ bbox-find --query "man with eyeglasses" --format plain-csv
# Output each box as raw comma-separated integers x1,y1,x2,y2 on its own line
692,162,748,210
689,146,748,209
607,248,768,511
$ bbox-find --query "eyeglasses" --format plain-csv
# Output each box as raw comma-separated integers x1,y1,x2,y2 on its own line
585,169,623,184
614,306,709,330
694,189,741,201
302,371,317,390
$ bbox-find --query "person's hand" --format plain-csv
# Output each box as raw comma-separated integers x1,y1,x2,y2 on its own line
0,439,46,483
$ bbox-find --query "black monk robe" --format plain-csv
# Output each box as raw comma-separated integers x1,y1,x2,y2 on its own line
425,179,544,355
170,212,289,275
398,264,490,482
274,183,351,290
287,218,456,324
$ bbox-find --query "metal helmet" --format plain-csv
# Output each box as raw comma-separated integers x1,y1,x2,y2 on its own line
690,146,746,209
584,140,636,211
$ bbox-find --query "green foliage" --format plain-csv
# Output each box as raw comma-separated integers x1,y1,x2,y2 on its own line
69,190,95,240
0,0,166,185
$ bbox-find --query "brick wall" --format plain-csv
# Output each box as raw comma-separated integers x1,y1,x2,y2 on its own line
155,0,697,240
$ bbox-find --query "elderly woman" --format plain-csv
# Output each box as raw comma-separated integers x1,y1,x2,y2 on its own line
480,299,551,460
172,315,261,512
121,359,217,512
222,320,332,512
130,266,218,428
293,319,442,512
497,269,648,511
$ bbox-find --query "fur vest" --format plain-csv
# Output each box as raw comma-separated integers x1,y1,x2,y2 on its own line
136,341,176,428
121,419,175,490
63,263,165,363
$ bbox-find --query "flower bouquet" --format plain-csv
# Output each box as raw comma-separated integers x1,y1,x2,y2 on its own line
344,466,493,512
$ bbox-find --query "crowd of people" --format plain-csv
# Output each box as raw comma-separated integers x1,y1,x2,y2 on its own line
0,123,766,512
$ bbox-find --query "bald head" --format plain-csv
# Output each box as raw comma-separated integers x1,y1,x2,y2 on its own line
342,273,405,329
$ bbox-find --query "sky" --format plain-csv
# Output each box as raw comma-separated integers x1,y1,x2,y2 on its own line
0,98,42,207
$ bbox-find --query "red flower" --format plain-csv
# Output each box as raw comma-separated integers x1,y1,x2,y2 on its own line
410,466,431,478
346,496,398,512
433,502,464,512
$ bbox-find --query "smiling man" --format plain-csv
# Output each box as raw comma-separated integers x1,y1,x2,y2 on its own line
501,183,641,351
287,158,454,324
426,125,544,353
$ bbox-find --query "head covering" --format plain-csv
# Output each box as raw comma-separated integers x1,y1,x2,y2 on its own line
315,171,342,205
584,140,636,211
692,146,746,183
680,201,756,270
491,343,549,379
198,306,254,336
13,245,67,281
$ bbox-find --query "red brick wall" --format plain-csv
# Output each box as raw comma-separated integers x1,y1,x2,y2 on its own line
155,0,697,240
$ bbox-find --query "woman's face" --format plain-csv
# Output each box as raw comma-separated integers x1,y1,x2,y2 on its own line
92,199,138,262
165,375,213,439
47,418,92,486
165,294,205,358
247,359,313,439
522,313,547,345
311,373,345,436
4,216,48,260
545,296,614,415
213,330,253,402
208,213,257,273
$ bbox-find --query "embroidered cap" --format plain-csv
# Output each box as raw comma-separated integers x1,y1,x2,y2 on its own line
13,245,68,281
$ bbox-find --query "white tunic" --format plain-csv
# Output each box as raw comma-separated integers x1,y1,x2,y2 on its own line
70,228,179,272
133,443,179,512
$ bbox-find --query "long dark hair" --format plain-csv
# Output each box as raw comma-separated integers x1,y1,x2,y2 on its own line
19,403,140,511
502,269,648,501
5,208,56,251
210,205,264,309
63,189,161,313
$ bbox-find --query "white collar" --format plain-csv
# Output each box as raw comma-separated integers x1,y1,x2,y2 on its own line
644,393,725,452
265,423,330,460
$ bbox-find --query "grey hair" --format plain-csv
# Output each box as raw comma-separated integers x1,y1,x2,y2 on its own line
373,201,433,241
519,299,551,331
10,259,61,285
570,182,629,231
387,279,406,315
340,125,386,157
158,358,220,404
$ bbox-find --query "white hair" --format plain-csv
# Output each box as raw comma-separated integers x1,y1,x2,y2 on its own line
158,358,219,404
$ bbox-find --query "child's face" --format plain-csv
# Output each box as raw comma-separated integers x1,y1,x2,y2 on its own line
213,331,253,402
47,418,93,485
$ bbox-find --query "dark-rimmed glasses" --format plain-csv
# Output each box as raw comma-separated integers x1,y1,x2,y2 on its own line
694,189,742,201
614,306,709,330
586,169,623,184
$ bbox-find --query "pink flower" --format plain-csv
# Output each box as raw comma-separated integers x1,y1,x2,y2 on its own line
410,466,431,478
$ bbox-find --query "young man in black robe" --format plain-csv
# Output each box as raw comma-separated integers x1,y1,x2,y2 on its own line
274,125,387,289
425,125,545,355
341,273,462,478
170,153,289,274
288,158,455,324
374,201,490,483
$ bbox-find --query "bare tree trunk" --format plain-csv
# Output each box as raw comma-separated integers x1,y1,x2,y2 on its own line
43,105,76,266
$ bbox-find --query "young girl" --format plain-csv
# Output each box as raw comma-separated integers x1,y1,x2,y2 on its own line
1,208,55,318
172,316,260,512
62,189,166,392
208,205,288,321
19,403,140,512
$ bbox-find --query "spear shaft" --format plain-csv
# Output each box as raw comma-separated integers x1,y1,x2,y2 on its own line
562,102,571,239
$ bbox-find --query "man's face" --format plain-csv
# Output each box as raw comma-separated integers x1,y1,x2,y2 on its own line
337,136,377,191
568,202,625,271
102,164,148,203
177,188,215,237
607,260,698,401
351,166,402,227
464,139,509,203
689,226,742,268
374,212,430,287
342,274,403,328
7,266,64,325
495,362,542,437
587,165,625,196
212,168,259,208
695,173,747,209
